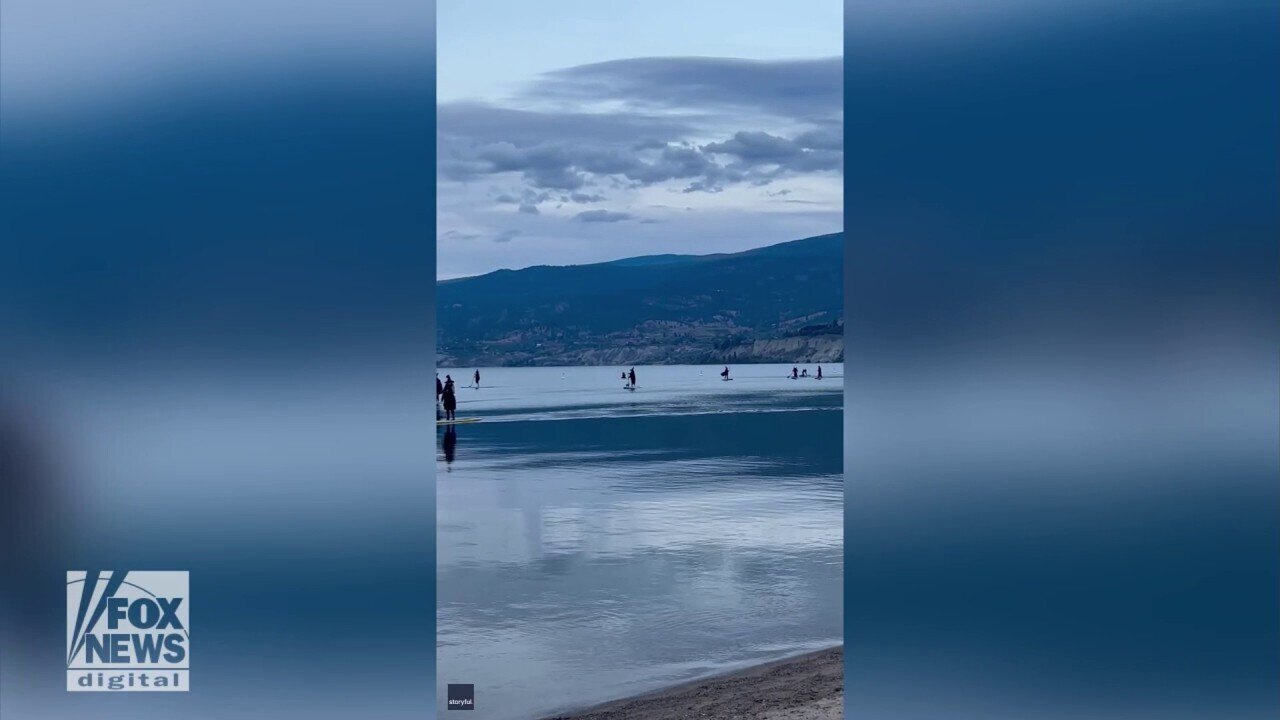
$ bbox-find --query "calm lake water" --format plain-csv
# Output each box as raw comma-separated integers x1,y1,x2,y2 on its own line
436,363,844,719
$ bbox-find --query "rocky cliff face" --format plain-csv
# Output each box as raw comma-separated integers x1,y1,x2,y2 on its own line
722,334,844,364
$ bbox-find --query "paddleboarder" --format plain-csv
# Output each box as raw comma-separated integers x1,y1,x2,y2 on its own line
629,367,637,388
474,369,481,388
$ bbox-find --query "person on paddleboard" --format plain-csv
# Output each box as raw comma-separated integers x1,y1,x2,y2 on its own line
628,368,637,388
792,367,798,379
720,366,730,379
474,369,480,388
816,366,823,380
437,374,443,400
442,375,457,421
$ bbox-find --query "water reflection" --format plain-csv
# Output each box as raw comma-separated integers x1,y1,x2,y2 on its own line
442,425,458,468
436,365,843,719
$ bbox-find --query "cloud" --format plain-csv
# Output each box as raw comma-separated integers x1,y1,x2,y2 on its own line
441,230,481,240
702,130,843,175
441,123,835,194
438,55,843,219
493,229,521,242
574,210,633,223
794,126,843,152
439,102,694,146
530,56,842,123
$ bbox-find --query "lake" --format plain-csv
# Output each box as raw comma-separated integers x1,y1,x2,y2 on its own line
435,363,844,719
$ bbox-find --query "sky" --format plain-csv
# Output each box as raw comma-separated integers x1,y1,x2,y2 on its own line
436,0,844,279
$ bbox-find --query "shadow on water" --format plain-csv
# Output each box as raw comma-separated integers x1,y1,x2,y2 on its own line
437,402,842,482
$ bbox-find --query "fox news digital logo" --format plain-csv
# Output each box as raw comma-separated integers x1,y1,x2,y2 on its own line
66,571,189,691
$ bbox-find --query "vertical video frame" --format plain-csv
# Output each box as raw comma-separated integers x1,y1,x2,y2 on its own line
436,3,844,717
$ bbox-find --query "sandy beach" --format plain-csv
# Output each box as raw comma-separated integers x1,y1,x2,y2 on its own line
539,647,843,720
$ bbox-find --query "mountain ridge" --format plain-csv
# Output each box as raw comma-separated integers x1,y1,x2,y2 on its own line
438,233,843,366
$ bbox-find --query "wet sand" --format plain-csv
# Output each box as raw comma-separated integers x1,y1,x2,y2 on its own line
539,646,843,720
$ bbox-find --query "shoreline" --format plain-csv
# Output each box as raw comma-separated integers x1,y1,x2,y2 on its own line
537,646,843,720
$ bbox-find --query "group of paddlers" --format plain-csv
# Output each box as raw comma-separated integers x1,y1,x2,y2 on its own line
791,366,823,379
437,369,481,421
622,366,732,387
438,366,824,417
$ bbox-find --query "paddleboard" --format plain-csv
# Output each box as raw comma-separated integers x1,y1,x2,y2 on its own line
624,385,636,391
437,417,482,426
721,377,733,381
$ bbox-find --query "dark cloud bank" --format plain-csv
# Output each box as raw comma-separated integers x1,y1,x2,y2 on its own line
574,210,633,223
439,56,842,208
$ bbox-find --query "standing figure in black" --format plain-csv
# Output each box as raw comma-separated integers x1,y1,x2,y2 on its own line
442,375,457,421
473,369,481,389
628,367,637,388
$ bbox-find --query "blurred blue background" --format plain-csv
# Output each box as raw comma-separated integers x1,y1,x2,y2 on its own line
4,1,1277,719
846,1,1278,718
1,1,435,718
